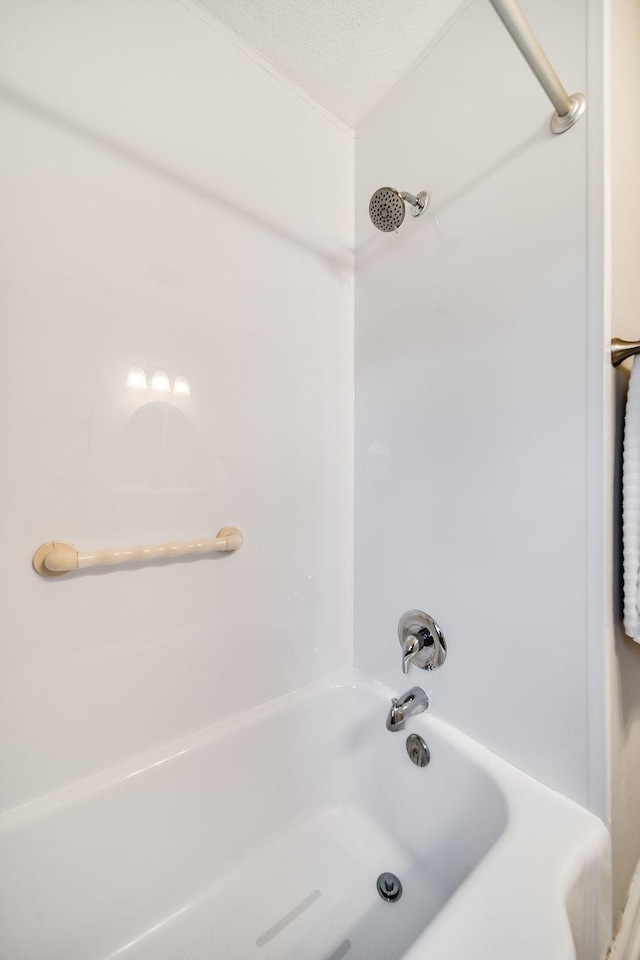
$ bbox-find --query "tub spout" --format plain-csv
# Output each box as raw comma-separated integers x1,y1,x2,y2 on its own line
386,686,430,732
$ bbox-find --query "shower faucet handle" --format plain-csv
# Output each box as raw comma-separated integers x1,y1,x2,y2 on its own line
398,610,447,674
401,630,427,674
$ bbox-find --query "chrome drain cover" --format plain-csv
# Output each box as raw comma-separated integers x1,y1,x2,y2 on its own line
376,872,402,902
406,733,430,767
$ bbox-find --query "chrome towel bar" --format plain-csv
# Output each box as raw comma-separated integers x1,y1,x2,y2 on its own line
612,339,640,367
32,526,243,577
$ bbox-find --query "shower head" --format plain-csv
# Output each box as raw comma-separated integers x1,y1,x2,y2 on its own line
369,187,429,233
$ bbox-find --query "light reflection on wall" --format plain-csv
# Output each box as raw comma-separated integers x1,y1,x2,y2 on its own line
173,375,191,397
126,366,147,390
126,367,191,399
119,367,198,490
150,370,171,393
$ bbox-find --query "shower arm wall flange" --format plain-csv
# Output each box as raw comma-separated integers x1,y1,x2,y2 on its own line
488,0,586,134
401,191,429,217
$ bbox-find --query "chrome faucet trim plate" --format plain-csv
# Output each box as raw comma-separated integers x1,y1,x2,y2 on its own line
398,610,446,674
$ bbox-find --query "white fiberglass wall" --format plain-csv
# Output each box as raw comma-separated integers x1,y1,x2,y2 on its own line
354,0,605,813
0,0,353,811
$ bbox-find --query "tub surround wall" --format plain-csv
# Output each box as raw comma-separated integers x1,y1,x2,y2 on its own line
0,0,353,812
354,0,601,811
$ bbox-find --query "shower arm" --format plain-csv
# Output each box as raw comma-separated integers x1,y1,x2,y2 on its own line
488,0,586,134
400,191,429,215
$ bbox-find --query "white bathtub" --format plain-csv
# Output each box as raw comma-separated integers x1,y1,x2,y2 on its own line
0,672,610,960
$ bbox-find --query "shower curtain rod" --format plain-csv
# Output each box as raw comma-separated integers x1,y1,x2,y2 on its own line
488,0,586,134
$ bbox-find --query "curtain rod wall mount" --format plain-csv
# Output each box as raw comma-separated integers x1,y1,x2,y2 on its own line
488,0,586,134
549,93,586,135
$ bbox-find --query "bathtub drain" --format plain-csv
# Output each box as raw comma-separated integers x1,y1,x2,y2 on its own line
376,872,402,902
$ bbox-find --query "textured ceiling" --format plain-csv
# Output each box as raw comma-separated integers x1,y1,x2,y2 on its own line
188,0,468,129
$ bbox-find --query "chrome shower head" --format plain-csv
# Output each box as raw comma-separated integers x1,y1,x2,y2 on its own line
369,187,429,233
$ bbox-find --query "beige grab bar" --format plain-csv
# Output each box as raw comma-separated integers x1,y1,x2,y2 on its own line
32,526,243,577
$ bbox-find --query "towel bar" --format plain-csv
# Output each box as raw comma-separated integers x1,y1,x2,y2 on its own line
612,339,640,367
32,526,243,577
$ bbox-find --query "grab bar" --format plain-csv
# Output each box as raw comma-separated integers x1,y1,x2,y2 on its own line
612,339,640,367
32,526,243,577
488,0,586,134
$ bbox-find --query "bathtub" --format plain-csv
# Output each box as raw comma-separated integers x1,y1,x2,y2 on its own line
0,672,610,960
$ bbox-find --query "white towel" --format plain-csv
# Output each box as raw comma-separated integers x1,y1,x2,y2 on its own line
623,357,640,640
